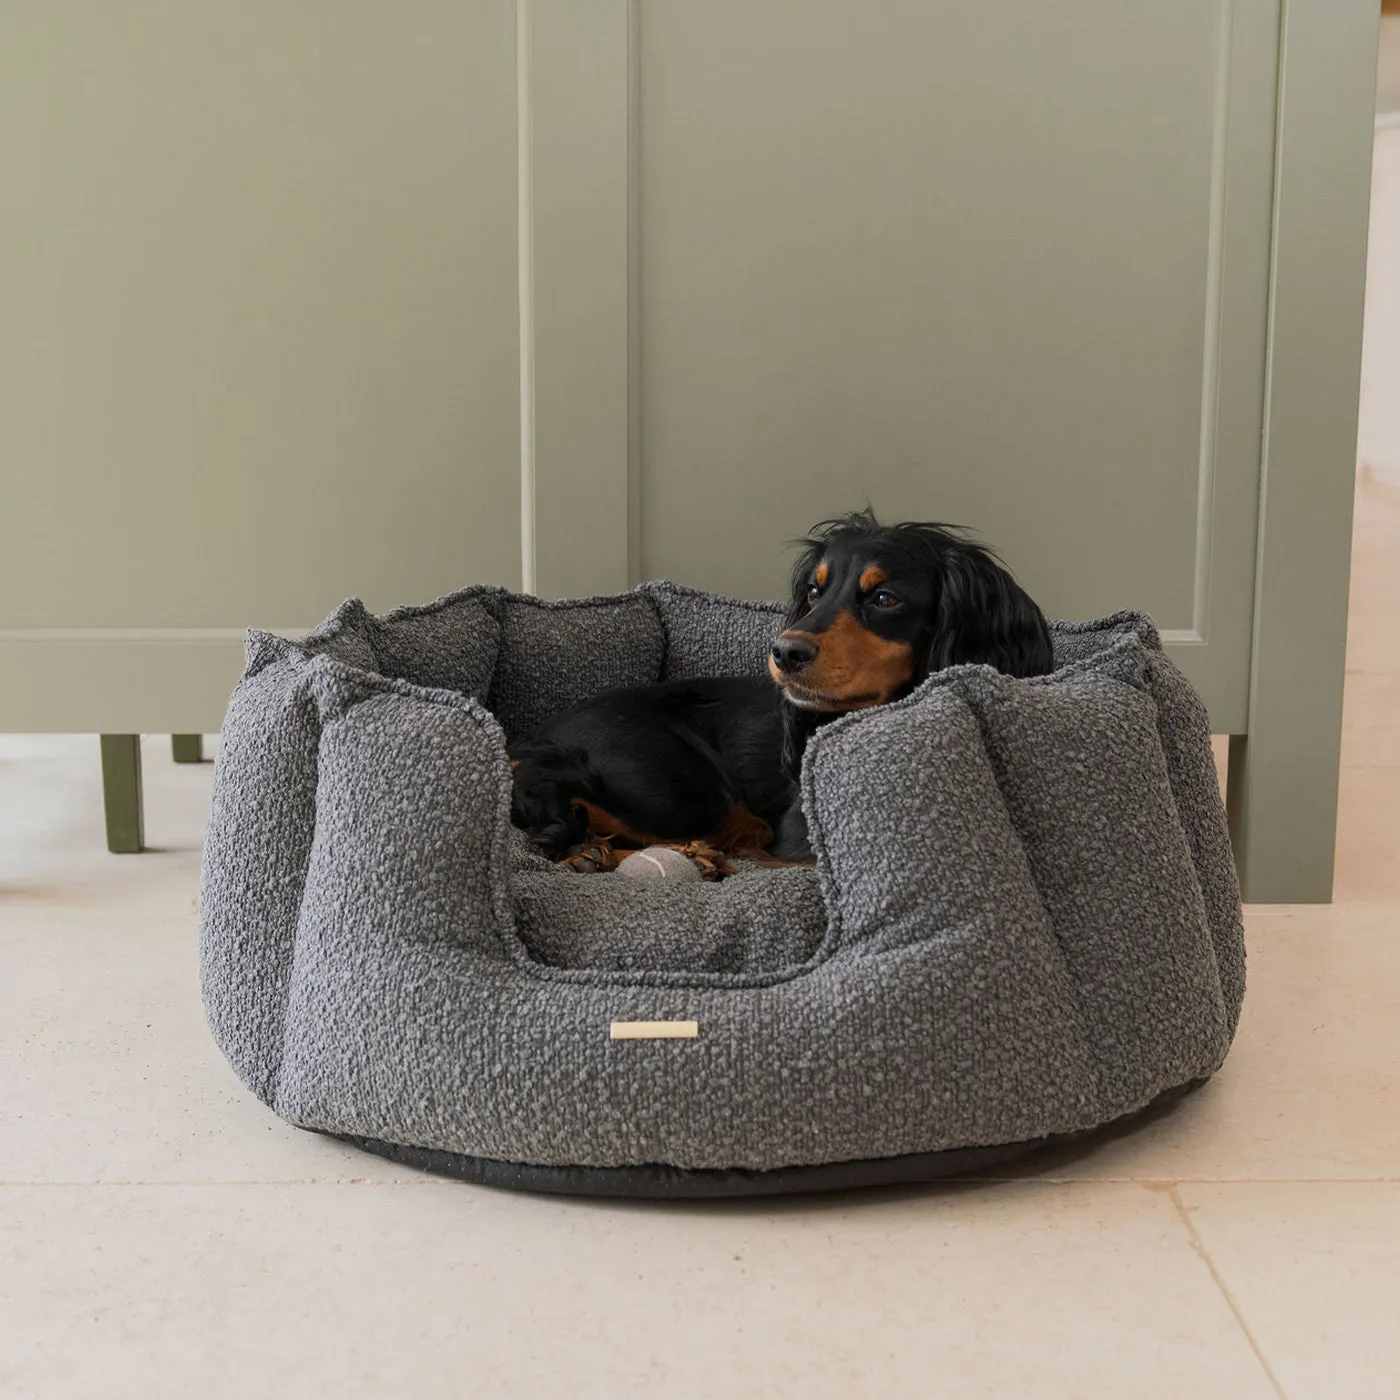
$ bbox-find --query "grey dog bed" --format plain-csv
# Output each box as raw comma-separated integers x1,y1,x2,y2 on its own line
199,581,1244,1196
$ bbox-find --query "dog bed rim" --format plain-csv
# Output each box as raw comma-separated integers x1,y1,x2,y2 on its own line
282,621,1164,994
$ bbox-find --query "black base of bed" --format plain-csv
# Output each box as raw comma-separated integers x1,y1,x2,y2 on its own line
327,1079,1204,1199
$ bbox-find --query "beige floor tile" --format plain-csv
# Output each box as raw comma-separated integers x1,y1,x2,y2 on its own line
1341,671,1400,769
1344,616,1400,677
998,906,1400,1183
0,736,417,1186
1344,474,1400,675
1178,1182,1400,1400
1333,765,1400,903
1211,733,1229,801
0,908,422,1186
0,1181,1276,1400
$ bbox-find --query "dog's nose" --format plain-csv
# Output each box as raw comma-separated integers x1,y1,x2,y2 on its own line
771,635,818,674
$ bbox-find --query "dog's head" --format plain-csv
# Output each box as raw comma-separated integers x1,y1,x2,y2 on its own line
767,509,1054,712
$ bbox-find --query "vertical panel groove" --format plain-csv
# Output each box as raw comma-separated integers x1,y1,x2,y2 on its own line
626,0,643,586
1191,0,1237,643
517,0,538,594
1249,0,1290,711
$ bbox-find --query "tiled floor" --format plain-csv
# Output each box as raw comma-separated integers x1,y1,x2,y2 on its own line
6,165,1400,1400
3,478,1396,1400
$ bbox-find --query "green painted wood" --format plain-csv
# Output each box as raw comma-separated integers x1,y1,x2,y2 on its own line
100,734,144,854
6,1,1379,904
631,0,1284,732
1225,0,1379,903
528,0,632,598
171,734,204,763
0,3,521,734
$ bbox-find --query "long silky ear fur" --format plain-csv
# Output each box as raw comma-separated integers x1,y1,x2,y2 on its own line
779,703,822,782
923,545,1055,679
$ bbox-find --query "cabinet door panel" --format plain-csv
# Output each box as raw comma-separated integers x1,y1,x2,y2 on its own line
0,1,519,729
634,0,1280,726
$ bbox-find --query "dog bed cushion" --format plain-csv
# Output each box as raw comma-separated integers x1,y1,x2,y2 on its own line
198,581,1244,1195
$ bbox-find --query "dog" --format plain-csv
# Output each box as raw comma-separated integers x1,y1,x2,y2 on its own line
508,510,1054,866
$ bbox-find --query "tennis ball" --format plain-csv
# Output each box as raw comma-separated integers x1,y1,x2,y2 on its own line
616,846,704,883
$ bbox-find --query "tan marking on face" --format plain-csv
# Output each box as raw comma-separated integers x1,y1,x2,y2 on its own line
814,559,830,588
769,612,917,710
858,565,887,592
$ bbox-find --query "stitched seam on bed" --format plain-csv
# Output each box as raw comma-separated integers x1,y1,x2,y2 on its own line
955,685,1107,1120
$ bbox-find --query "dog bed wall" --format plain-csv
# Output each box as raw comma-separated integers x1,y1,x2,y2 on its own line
198,581,1245,1194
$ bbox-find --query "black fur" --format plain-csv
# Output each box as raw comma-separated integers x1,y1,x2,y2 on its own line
509,511,1054,861
508,676,800,858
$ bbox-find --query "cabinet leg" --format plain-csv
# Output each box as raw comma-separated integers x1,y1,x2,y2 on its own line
171,734,204,764
100,735,144,854
1226,731,1340,903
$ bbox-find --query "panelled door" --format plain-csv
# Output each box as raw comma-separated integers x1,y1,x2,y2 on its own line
0,1,521,731
2,1,1378,900
529,0,1284,730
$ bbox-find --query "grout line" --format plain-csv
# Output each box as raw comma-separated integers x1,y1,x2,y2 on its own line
1167,1184,1291,1400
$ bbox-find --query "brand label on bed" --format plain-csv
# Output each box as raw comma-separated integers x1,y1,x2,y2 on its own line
609,1020,699,1041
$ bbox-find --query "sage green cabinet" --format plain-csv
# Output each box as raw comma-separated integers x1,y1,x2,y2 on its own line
0,1,522,731
0,1,1379,901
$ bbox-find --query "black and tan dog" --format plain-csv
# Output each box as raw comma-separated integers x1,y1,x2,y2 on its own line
508,510,1054,867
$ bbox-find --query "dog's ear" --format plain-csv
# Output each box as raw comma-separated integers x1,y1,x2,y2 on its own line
922,547,1055,680
779,702,822,780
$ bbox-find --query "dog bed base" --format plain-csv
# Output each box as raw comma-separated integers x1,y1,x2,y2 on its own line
329,1081,1203,1199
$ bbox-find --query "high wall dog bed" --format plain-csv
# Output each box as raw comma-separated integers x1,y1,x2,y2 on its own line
198,582,1245,1197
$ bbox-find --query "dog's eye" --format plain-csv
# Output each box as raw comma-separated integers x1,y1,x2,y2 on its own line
806,583,821,603
871,590,900,609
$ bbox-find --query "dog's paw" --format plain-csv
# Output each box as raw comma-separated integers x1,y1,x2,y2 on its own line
559,838,622,874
